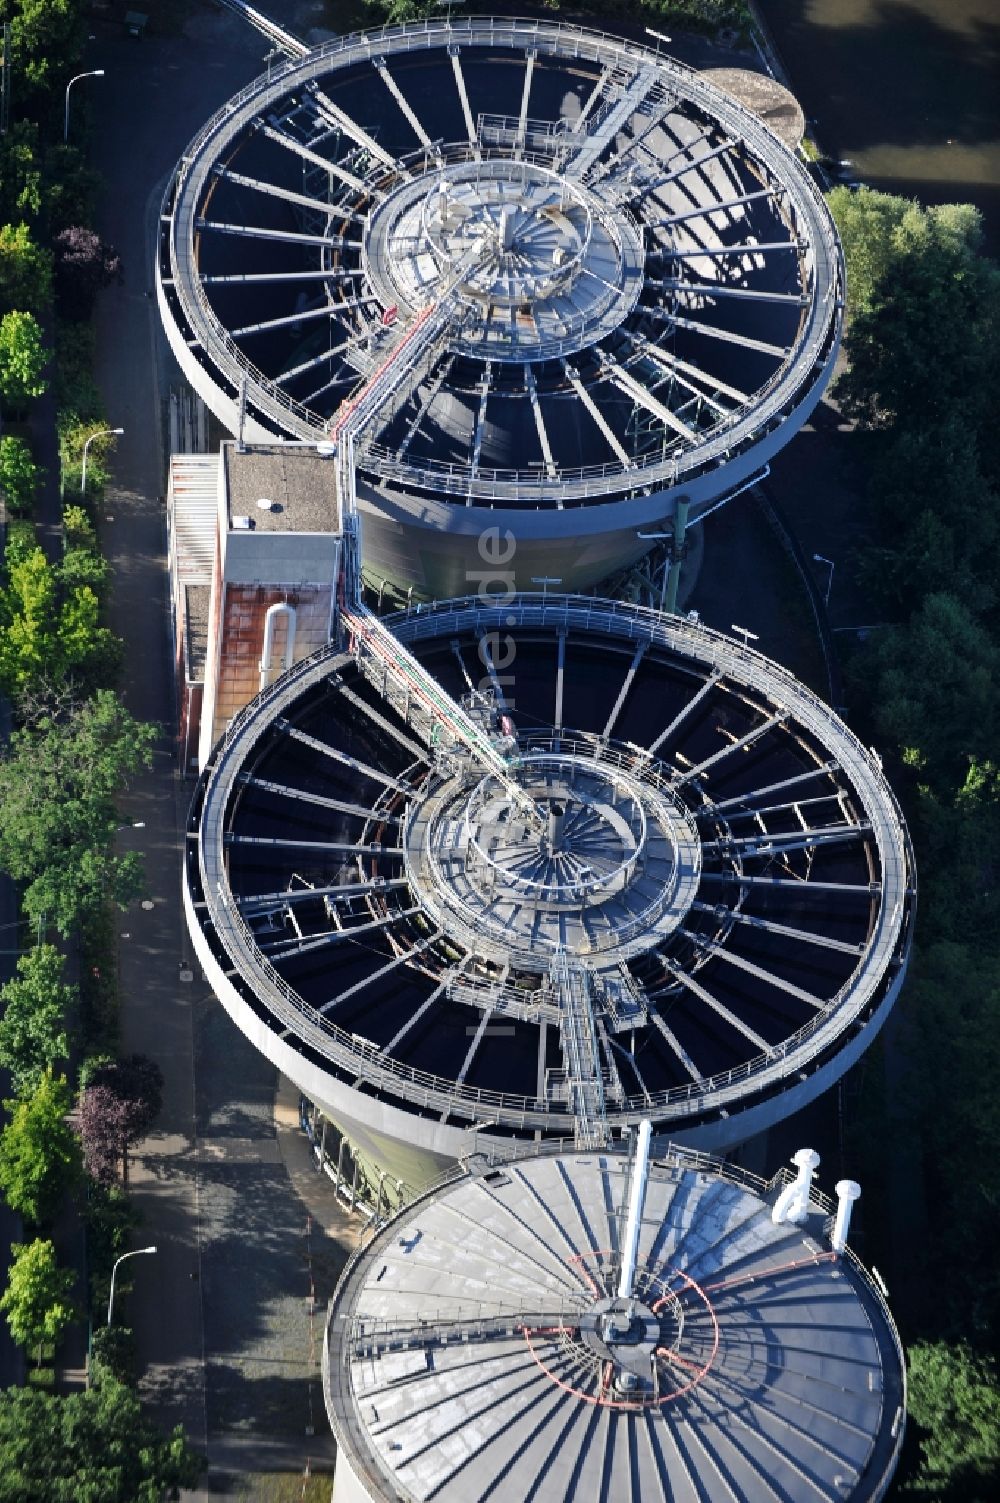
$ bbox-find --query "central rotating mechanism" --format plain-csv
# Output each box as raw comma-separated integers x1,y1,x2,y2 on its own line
364,159,646,361
403,742,702,965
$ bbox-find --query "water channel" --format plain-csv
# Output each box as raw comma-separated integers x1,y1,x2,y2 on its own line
759,0,1000,253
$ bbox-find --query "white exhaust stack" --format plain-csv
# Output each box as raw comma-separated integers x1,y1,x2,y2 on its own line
831,1179,862,1253
771,1147,821,1227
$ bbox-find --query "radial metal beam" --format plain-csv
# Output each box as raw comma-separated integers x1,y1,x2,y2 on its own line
201,269,354,286
225,835,403,855
681,934,828,1011
662,961,771,1052
648,671,722,756
277,720,414,793
562,362,633,467
300,368,363,409
657,279,808,307
240,878,409,914
333,681,426,760
573,67,611,134
259,122,371,195
452,1004,498,1095
213,165,368,224
274,330,370,386
699,870,880,896
603,356,696,442
230,298,375,340
690,903,864,957
375,57,432,148
703,763,840,812
633,138,737,200
195,219,357,250
398,357,454,456
318,932,441,1016
381,971,460,1055
516,50,536,149
262,905,422,957
239,773,400,824
631,342,750,407
524,364,557,478
603,642,646,740
648,186,779,229
701,822,870,855
660,241,800,260
649,1010,702,1083
554,631,566,732
470,361,492,477
449,48,480,154
308,84,400,171
674,711,788,785
668,314,790,360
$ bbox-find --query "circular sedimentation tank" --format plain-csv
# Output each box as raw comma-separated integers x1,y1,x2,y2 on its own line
322,1143,906,1503
158,17,843,596
184,597,914,1188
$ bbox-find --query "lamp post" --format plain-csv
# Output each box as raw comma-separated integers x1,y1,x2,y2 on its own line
64,69,105,142
813,552,835,607
81,426,123,495
107,1245,156,1326
530,576,562,603
731,622,760,652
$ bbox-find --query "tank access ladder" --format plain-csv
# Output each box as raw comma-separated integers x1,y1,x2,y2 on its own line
550,949,611,1151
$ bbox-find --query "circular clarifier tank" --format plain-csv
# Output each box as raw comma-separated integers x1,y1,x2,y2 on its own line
322,1143,906,1503
158,18,844,596
183,597,914,1188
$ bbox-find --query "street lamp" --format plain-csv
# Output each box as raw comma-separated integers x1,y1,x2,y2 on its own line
107,1245,156,1326
813,553,835,607
81,427,123,495
64,69,105,142
730,623,760,651
531,576,562,602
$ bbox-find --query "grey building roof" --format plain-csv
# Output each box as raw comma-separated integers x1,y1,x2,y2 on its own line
223,442,340,536
324,1146,905,1503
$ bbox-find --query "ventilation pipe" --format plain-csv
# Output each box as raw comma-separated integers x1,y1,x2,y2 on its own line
259,602,296,692
831,1179,861,1254
617,1119,653,1300
771,1147,820,1227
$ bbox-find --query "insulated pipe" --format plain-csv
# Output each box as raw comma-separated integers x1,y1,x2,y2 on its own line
259,602,297,691
831,1179,861,1253
617,1119,653,1299
771,1147,821,1226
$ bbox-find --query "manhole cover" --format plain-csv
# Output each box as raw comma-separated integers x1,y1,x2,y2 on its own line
179,968,194,983
141,899,155,910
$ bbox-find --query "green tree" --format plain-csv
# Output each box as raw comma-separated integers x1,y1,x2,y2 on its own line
0,222,52,314
828,187,982,319
0,543,119,697
0,945,73,1095
904,1342,1000,1499
0,1072,81,1224
858,593,1000,795
0,691,156,935
0,1239,75,1366
0,123,43,222
0,433,40,514
0,1376,202,1502
0,309,47,402
7,0,85,100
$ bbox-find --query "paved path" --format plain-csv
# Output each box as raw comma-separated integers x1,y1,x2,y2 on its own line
85,6,348,1494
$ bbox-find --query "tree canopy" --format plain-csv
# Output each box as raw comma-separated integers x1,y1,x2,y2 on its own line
0,309,48,402
0,1374,202,1502
0,944,73,1095
0,543,119,698
0,1238,75,1360
0,691,155,935
0,1071,80,1225
0,221,52,314
904,1343,1000,1499
80,1055,164,1186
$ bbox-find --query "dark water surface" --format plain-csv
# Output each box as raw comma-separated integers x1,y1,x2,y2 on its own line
759,0,1000,253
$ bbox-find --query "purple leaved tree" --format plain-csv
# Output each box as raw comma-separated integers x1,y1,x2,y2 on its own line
79,1054,163,1187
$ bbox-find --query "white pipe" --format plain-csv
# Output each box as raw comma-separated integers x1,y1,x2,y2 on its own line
771,1147,820,1226
831,1179,861,1253
259,602,297,692
617,1119,652,1300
